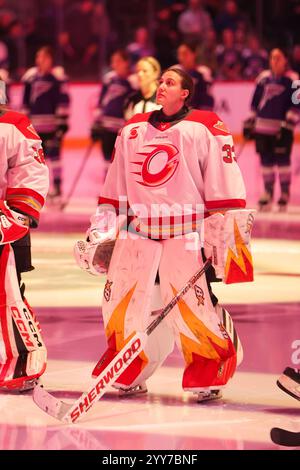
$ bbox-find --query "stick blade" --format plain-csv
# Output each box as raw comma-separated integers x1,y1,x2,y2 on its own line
33,384,71,422
270,427,300,447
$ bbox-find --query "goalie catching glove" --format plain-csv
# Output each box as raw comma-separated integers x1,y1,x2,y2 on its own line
74,210,127,275
203,209,256,284
0,200,29,245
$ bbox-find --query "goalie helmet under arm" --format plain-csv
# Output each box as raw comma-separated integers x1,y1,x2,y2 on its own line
74,209,127,276
203,209,256,284
0,244,47,389
0,200,29,245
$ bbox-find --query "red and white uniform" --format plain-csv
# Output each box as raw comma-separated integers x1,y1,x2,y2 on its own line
99,109,246,238
95,109,247,394
0,109,48,390
0,110,49,225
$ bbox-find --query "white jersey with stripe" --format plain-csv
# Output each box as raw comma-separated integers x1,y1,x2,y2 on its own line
0,110,49,226
99,109,246,238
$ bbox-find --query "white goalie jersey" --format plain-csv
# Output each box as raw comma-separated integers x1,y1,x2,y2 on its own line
99,109,246,239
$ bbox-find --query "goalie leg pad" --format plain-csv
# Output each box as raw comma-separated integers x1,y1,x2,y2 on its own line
203,209,255,284
0,245,47,390
101,232,174,389
159,233,237,390
215,304,243,366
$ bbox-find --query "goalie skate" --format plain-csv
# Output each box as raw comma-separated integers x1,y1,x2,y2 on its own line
277,367,300,401
118,381,148,397
196,388,222,403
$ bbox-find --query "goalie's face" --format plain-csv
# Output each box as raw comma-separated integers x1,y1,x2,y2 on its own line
156,70,189,115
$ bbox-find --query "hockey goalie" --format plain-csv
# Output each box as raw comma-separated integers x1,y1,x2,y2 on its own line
0,78,49,392
75,67,255,403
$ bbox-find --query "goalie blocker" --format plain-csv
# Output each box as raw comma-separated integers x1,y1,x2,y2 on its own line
203,209,255,283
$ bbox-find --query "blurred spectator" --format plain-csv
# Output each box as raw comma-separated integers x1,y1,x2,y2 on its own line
59,0,99,78
4,20,26,79
25,18,46,69
91,0,117,67
0,1,17,36
177,0,212,42
0,40,8,69
245,48,300,212
126,27,155,65
241,34,268,80
216,28,243,80
197,27,218,76
177,40,214,109
214,0,247,34
291,44,300,76
285,0,300,43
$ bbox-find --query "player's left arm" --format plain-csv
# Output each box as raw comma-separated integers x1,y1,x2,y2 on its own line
55,76,70,139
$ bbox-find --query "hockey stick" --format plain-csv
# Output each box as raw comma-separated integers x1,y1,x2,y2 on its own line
60,142,94,211
33,258,212,423
270,427,300,447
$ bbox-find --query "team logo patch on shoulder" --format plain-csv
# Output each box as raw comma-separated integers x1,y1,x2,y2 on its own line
27,124,40,138
213,120,230,134
158,122,170,131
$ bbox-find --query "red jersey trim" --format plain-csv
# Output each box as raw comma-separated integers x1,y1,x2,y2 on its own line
6,187,44,205
205,199,246,210
0,111,40,140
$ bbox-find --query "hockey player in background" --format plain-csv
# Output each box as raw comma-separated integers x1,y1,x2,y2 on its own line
90,50,134,181
75,67,254,402
0,77,49,391
22,46,70,202
243,48,300,212
124,56,161,120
